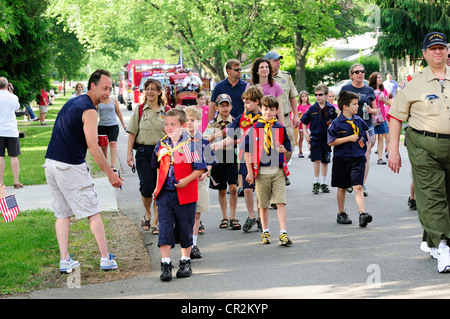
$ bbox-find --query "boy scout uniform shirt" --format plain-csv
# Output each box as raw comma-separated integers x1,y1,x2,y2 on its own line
203,114,235,163
273,70,298,116
388,66,450,134
127,103,166,145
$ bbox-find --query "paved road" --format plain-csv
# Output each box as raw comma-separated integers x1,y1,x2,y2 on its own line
26,100,450,300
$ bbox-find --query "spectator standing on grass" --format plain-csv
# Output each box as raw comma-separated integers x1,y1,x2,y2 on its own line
39,88,49,126
44,69,123,274
0,77,23,189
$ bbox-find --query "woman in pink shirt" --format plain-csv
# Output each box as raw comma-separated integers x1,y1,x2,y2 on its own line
369,72,391,164
245,58,284,124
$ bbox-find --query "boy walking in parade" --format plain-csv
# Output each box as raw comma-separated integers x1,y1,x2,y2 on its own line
152,109,207,281
203,94,240,230
327,91,372,227
244,95,292,246
210,86,264,232
301,84,337,194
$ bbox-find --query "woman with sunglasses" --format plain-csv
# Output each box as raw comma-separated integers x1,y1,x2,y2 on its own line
126,78,167,234
339,63,377,196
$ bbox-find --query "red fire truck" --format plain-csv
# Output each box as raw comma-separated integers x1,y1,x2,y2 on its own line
122,59,210,110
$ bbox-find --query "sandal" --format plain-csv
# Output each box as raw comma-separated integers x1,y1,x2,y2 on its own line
198,221,205,234
230,219,241,230
141,217,151,231
151,226,159,235
219,218,229,229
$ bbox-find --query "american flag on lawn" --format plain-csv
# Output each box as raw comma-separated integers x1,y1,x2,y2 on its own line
182,144,200,163
0,194,20,223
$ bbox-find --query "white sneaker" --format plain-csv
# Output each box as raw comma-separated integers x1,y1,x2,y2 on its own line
60,254,80,274
437,245,450,273
100,254,118,271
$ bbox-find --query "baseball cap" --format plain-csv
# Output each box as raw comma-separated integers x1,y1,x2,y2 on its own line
215,93,232,105
264,51,283,60
423,32,448,49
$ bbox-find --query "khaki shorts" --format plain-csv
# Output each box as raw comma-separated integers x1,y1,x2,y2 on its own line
39,105,48,114
283,114,295,146
255,167,286,208
196,178,210,213
44,159,100,219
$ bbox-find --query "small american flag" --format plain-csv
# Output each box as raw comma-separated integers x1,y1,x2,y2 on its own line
0,194,20,223
182,144,200,163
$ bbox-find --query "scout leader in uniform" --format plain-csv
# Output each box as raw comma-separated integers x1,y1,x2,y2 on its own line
152,108,207,281
388,32,450,273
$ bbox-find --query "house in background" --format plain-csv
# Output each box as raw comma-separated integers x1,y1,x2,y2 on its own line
324,32,420,83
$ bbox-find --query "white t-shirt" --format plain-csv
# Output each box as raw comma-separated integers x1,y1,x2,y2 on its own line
0,90,20,137
182,75,202,90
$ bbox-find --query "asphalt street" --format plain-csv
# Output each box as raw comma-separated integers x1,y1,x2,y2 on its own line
25,99,450,300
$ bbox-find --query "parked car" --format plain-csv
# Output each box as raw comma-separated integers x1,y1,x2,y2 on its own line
328,79,369,96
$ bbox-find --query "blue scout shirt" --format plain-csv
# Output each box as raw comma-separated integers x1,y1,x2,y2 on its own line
152,133,207,190
327,113,368,158
339,84,376,127
244,121,292,168
211,78,247,118
301,101,337,140
188,131,217,167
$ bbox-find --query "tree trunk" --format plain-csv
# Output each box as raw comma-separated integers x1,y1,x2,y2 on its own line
294,30,311,92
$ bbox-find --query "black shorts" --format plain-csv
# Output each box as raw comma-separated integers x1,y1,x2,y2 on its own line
0,137,21,157
310,139,331,163
209,162,238,190
331,156,366,189
98,125,119,142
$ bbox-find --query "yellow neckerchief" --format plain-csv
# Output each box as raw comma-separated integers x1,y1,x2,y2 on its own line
346,117,359,135
157,135,191,164
241,111,261,128
257,118,277,155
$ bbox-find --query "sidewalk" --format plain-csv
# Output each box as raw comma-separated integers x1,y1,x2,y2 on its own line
10,176,118,212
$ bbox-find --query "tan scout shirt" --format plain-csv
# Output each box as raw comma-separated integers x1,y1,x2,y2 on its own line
203,114,235,151
127,103,166,145
273,70,298,116
389,66,450,134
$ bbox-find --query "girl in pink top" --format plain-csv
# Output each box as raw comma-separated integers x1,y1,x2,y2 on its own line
295,91,310,158
196,92,209,133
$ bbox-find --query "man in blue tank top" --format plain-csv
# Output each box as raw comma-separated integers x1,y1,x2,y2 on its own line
44,69,124,274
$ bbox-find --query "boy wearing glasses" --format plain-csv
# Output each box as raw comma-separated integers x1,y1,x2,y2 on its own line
301,84,337,194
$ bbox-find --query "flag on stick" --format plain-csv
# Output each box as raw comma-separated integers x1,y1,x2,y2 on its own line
182,144,200,163
0,194,20,223
177,48,184,69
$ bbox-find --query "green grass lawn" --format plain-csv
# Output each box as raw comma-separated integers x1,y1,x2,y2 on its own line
0,209,115,296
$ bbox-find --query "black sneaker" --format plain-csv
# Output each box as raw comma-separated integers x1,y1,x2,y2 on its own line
359,212,373,227
176,259,192,278
312,182,320,194
320,184,330,193
337,212,352,224
160,262,173,281
408,197,417,210
190,245,202,259
242,217,256,232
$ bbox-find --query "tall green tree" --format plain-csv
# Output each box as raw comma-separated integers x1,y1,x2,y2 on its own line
376,0,450,63
0,0,53,104
274,0,366,91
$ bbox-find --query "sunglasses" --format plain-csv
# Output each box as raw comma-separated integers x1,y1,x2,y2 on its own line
352,70,365,75
315,93,325,97
232,68,242,72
